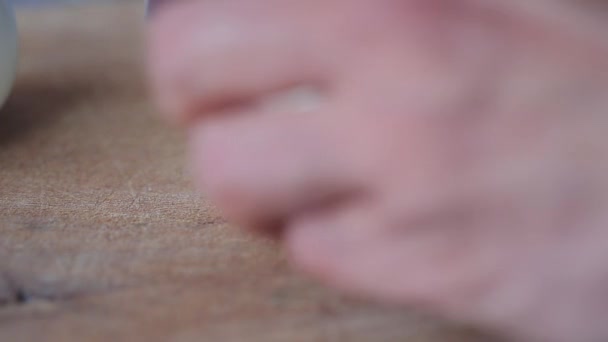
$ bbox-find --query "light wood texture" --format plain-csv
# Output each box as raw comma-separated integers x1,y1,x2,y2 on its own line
0,3,498,341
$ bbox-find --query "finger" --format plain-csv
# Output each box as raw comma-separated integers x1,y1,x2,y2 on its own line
284,200,380,284
285,199,502,311
283,200,433,304
147,0,333,125
188,106,361,232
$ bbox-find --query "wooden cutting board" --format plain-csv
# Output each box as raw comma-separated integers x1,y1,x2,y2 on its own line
0,3,498,341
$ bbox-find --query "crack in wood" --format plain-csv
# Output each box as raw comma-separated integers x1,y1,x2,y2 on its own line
0,270,113,309
0,273,32,307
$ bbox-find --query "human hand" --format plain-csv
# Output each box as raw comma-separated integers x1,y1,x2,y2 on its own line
147,1,608,341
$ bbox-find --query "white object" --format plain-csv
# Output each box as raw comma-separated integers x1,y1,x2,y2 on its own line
0,0,17,109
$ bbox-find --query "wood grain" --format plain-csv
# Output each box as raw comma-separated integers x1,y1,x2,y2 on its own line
0,3,499,341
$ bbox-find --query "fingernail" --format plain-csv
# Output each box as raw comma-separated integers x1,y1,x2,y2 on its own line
261,85,325,114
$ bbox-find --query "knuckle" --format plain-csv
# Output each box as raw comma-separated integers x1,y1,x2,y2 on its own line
193,126,259,223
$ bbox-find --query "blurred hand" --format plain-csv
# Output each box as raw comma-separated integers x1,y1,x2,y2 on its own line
147,1,608,340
